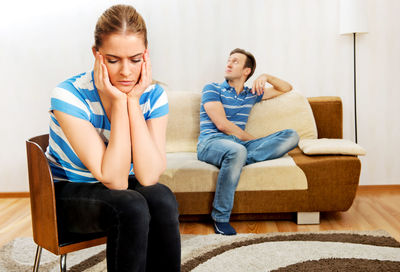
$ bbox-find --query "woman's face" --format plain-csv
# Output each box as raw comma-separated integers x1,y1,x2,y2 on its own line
96,33,146,93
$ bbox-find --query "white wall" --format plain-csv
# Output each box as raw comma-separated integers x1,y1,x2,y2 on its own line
0,0,399,192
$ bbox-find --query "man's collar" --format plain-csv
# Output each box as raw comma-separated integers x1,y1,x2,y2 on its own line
243,85,251,93
221,80,231,89
222,80,251,94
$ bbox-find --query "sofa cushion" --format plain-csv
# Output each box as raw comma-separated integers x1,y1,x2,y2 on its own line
166,91,201,152
159,152,308,193
299,138,366,155
246,90,318,140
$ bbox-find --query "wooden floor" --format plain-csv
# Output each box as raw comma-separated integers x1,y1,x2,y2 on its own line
1,186,400,248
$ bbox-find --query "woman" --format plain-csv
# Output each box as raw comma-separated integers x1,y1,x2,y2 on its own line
46,5,181,272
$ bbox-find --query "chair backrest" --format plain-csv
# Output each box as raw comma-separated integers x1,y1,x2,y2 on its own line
26,134,60,254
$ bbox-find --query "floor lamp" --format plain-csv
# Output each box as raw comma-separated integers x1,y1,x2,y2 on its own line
339,0,368,143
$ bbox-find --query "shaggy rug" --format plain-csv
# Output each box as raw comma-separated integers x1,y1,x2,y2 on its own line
1,230,400,271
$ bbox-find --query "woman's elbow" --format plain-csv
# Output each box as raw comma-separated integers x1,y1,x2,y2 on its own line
101,178,129,190
138,175,159,187
138,166,165,187
99,173,130,190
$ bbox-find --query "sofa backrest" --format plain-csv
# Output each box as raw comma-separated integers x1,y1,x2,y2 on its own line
246,90,318,140
165,90,317,153
166,91,201,152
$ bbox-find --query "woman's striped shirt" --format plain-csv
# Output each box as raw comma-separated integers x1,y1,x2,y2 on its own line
46,71,168,182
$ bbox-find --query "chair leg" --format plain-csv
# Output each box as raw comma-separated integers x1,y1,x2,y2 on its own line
60,254,67,272
33,245,42,272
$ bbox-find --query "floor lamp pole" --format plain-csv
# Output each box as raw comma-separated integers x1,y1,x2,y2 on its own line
353,32,358,143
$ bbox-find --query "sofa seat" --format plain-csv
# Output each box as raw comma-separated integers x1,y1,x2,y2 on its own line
159,152,308,193
161,148,360,221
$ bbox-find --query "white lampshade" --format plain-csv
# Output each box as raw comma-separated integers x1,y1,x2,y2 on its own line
339,0,368,34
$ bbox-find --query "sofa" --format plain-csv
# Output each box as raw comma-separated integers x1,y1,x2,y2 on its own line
159,90,363,224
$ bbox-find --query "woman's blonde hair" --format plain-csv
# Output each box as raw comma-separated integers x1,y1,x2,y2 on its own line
94,5,147,50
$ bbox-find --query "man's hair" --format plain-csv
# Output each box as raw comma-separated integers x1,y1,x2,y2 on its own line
229,48,256,81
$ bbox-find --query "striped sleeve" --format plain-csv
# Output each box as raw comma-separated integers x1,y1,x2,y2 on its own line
148,84,169,119
50,82,90,121
202,83,221,104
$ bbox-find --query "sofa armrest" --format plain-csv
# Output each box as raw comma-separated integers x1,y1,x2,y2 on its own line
307,97,342,139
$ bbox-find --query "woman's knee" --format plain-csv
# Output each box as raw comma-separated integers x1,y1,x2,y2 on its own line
138,184,179,220
111,190,150,225
152,184,178,211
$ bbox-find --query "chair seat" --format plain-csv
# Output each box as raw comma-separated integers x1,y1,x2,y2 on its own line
58,230,107,247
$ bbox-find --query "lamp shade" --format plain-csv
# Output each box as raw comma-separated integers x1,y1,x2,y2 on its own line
339,0,368,34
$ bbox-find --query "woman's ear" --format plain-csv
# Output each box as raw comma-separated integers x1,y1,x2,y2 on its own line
91,46,98,57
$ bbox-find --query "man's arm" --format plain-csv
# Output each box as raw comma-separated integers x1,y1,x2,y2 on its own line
251,74,293,100
204,101,256,141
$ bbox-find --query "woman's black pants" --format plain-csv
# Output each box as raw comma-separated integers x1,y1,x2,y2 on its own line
54,176,181,272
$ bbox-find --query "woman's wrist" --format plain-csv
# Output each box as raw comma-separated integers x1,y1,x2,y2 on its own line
127,95,141,105
110,96,128,111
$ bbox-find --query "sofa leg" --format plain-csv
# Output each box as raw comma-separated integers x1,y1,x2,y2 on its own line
297,212,320,224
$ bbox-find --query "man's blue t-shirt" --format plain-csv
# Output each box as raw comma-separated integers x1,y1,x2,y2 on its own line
198,80,263,142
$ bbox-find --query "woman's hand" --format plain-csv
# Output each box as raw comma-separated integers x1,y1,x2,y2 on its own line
94,52,126,102
127,49,152,101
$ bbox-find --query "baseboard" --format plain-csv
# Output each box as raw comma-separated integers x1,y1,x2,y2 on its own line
358,184,400,191
0,185,399,198
0,192,29,198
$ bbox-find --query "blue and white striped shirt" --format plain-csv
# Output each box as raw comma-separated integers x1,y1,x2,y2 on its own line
198,81,263,142
46,71,169,182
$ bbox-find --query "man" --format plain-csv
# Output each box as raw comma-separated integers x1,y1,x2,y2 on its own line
197,48,299,235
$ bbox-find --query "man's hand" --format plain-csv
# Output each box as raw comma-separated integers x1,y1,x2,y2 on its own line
252,74,293,100
93,52,127,102
127,49,152,101
251,74,268,96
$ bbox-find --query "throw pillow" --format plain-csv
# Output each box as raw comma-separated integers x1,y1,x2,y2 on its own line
299,138,366,155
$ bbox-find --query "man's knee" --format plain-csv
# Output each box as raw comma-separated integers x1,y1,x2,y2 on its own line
226,144,247,163
285,129,300,146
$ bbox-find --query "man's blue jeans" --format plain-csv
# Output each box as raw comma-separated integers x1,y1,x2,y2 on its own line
197,129,299,223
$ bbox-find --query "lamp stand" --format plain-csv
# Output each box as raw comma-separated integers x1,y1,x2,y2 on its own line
353,32,358,143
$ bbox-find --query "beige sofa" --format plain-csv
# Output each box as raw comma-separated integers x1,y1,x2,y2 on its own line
159,90,362,224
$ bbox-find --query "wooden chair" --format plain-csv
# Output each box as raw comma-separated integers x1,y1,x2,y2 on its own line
26,134,107,272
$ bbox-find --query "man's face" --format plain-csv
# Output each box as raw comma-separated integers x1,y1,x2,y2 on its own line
224,53,248,81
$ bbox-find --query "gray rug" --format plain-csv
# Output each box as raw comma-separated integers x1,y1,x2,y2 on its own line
1,230,400,271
